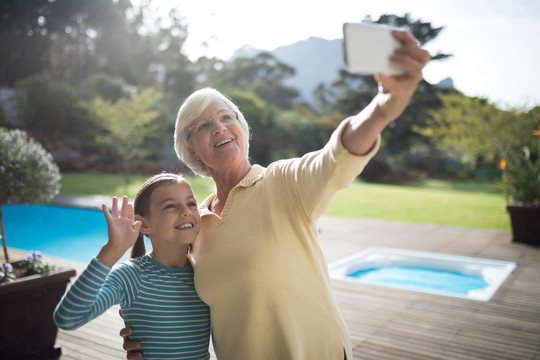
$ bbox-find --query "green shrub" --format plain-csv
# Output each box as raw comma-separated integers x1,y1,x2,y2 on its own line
0,128,61,262
0,128,61,204
500,147,540,205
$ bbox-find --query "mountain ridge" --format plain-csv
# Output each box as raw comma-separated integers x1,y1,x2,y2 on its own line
231,37,453,106
231,37,345,105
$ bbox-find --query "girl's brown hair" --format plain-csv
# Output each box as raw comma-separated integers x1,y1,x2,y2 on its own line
131,173,189,258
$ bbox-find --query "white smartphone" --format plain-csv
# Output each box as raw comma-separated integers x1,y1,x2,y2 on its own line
343,22,405,75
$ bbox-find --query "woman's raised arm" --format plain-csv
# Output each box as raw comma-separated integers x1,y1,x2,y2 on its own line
341,30,430,155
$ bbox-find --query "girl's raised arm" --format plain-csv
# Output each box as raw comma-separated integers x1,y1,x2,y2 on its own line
97,196,142,267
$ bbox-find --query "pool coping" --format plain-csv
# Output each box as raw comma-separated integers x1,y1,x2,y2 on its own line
328,246,517,302
51,194,123,210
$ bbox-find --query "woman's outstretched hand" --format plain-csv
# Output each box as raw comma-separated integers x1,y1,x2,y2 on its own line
373,30,431,121
342,29,430,156
97,196,142,267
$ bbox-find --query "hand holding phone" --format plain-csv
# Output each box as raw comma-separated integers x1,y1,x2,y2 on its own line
343,22,405,75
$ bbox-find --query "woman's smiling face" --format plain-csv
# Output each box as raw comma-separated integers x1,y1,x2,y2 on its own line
187,100,248,172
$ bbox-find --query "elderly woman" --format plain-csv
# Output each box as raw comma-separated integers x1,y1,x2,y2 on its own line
122,30,429,359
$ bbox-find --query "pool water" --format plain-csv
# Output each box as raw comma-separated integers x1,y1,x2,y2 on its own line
329,247,516,301
2,204,146,263
349,266,489,295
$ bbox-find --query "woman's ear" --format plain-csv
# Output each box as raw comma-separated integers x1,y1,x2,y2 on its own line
135,214,151,235
188,146,201,161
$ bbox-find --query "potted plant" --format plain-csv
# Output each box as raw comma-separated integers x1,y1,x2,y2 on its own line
500,126,540,246
0,128,76,359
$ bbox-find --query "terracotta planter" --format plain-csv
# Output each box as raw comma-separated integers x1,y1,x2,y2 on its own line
506,203,540,246
0,266,76,360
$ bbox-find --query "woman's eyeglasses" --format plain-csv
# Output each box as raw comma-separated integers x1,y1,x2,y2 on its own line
186,110,237,141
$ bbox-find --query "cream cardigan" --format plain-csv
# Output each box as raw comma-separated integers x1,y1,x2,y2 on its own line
190,118,380,360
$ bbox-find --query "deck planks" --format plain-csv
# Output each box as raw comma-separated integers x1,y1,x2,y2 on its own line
3,216,540,359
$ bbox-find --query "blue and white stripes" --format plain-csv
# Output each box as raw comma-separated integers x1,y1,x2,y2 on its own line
54,255,210,359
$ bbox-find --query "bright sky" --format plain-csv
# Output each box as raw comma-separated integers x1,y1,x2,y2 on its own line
148,0,540,110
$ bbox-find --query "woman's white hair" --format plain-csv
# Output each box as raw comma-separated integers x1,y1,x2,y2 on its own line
174,88,251,177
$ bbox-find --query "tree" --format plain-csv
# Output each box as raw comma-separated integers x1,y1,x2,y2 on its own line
80,87,162,184
0,0,131,86
15,73,95,151
80,72,132,103
224,90,323,166
272,105,325,159
0,0,194,88
0,104,6,127
199,53,299,110
366,13,451,59
154,7,194,102
319,13,452,155
417,93,538,165
2,0,196,175
0,128,61,262
227,90,277,166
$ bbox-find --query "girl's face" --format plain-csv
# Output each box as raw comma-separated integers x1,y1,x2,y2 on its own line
138,181,200,246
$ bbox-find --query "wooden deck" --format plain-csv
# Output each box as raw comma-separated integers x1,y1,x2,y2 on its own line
3,216,540,359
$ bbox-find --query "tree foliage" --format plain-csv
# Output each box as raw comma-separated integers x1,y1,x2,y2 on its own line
4,2,533,184
365,13,451,60
0,128,61,205
0,0,192,89
227,90,277,165
15,72,95,150
225,90,323,166
0,0,133,85
1,0,196,172
80,88,163,182
418,93,538,164
198,53,299,110
316,14,453,158
500,148,540,204
80,72,132,103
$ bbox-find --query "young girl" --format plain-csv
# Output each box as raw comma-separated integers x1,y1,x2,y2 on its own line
54,173,210,360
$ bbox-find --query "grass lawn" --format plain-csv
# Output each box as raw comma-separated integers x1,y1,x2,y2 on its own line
326,180,509,230
60,173,509,230
60,172,216,201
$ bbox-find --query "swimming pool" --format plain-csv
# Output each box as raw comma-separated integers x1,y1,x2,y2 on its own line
329,247,517,301
2,204,147,263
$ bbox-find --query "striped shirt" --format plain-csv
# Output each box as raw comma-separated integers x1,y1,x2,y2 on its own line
54,255,210,360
